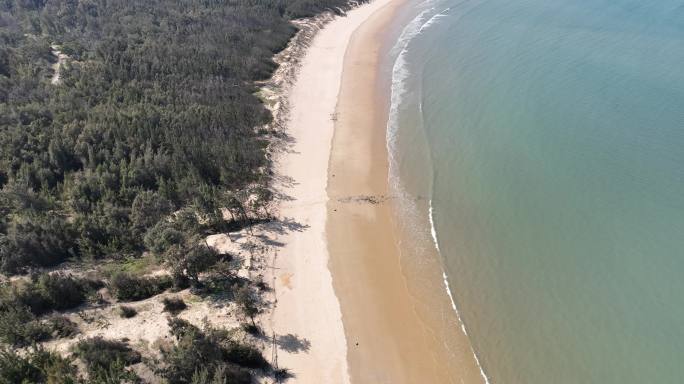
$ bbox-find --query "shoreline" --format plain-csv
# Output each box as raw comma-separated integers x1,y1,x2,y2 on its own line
328,1,488,384
269,0,487,382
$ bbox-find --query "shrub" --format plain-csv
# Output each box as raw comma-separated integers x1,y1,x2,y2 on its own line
162,297,187,314
0,347,78,383
242,323,261,336
33,273,87,312
44,315,79,338
144,222,185,256
110,272,171,301
160,319,223,384
224,340,269,369
154,236,219,289
0,216,77,275
0,303,50,346
0,275,89,345
131,191,174,230
190,364,251,384
0,347,44,384
72,337,141,374
118,305,137,318
163,244,193,289
274,367,293,381
159,318,268,384
171,269,191,291
10,273,95,316
185,245,219,284
167,317,199,339
11,284,51,317
234,284,259,324
0,237,23,276
89,359,139,383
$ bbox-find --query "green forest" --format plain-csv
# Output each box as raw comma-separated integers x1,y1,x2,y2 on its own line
0,0,359,274
0,0,362,382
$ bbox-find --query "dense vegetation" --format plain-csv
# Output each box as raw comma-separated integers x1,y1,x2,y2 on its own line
0,0,363,274
1,0,362,382
0,347,78,383
0,319,274,384
109,271,171,301
0,273,96,345
159,318,269,384
71,337,141,379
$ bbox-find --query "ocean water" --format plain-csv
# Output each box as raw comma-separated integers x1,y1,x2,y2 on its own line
388,0,684,383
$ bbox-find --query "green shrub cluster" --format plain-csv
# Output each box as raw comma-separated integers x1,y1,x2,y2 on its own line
286,0,367,17
0,273,93,345
0,0,366,274
0,303,50,346
71,337,141,377
0,345,141,383
0,0,364,276
118,305,137,319
43,315,79,338
162,297,187,314
0,0,362,379
0,347,78,384
143,216,225,290
0,273,99,316
159,318,269,384
109,272,172,302
0,304,79,346
234,284,260,325
0,215,77,274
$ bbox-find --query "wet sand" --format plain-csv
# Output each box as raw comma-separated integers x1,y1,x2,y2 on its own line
270,0,487,382
327,1,487,383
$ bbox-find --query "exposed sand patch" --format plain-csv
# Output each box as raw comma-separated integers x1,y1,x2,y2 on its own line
50,44,68,85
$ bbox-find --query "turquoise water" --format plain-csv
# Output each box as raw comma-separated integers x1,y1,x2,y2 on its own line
389,1,684,382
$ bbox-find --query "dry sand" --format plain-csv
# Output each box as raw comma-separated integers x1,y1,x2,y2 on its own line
50,44,68,85
271,0,487,383
267,2,398,382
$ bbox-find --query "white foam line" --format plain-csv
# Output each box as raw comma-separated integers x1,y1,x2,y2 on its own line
386,4,436,168
386,3,493,382
419,7,451,33
429,199,441,253
431,201,492,384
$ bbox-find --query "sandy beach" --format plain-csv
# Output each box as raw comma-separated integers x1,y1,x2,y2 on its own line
270,0,486,382
268,1,396,382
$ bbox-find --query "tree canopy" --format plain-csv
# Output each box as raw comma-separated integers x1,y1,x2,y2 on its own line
0,0,363,274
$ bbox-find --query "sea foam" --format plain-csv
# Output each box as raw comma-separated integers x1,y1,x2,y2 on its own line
387,4,492,383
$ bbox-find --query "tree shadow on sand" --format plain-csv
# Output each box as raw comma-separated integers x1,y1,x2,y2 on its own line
263,217,309,236
277,333,311,354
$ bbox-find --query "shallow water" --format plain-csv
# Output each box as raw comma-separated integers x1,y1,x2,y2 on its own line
389,1,684,382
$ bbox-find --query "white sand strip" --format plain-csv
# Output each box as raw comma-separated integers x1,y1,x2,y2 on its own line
269,1,395,382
